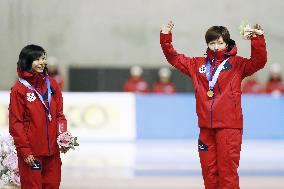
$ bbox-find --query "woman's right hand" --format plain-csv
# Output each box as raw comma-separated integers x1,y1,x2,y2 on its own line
253,24,264,36
161,21,174,34
24,154,35,166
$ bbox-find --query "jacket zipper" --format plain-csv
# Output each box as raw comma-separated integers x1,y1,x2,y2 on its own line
210,60,217,128
210,95,215,128
45,112,51,155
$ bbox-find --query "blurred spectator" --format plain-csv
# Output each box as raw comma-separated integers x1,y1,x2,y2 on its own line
152,67,176,94
264,63,283,95
123,66,149,93
241,75,262,94
47,56,64,90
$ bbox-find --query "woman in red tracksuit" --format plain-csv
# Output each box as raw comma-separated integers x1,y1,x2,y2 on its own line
9,45,67,189
160,21,267,189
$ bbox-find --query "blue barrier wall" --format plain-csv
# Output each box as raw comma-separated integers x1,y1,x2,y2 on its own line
136,94,284,139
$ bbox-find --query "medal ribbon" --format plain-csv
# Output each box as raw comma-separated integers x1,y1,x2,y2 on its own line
19,77,52,119
206,57,229,91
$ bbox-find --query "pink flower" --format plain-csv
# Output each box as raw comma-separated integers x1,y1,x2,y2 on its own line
10,171,20,186
57,131,79,153
0,134,20,187
1,135,16,155
3,153,18,172
57,131,73,148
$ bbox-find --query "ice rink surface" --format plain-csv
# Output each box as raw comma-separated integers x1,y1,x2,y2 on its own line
60,140,284,189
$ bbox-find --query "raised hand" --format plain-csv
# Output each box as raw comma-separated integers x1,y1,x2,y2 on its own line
253,24,264,35
161,21,174,34
240,22,264,40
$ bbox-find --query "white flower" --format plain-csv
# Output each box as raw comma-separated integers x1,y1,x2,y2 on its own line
1,174,10,184
0,179,6,187
239,22,253,40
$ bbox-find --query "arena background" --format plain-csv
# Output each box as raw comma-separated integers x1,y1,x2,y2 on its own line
1,0,284,188
1,0,284,91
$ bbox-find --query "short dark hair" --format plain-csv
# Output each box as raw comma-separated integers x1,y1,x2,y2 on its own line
17,44,46,72
205,26,230,44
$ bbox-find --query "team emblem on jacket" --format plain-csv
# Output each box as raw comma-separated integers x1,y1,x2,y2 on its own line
199,65,206,73
221,61,232,72
26,93,36,102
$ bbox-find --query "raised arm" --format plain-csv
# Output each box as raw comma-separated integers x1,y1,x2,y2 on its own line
241,24,267,77
160,21,197,78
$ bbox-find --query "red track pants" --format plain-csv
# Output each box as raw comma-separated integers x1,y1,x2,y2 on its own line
198,128,242,189
18,153,62,189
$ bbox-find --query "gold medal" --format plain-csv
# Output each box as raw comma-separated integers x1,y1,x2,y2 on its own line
207,90,214,97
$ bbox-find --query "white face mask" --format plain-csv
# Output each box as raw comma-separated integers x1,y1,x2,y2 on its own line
32,54,47,73
207,37,227,51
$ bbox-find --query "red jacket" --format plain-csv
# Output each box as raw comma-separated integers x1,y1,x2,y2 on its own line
152,82,176,94
9,70,67,158
160,32,267,129
123,77,149,93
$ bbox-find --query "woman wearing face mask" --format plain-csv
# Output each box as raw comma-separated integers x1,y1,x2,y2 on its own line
160,22,267,189
9,44,67,189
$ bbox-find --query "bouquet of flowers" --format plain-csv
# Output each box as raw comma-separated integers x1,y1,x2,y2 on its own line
0,135,20,188
57,131,79,153
239,21,264,40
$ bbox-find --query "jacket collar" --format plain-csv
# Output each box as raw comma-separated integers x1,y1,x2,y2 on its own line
206,39,237,64
17,67,46,89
